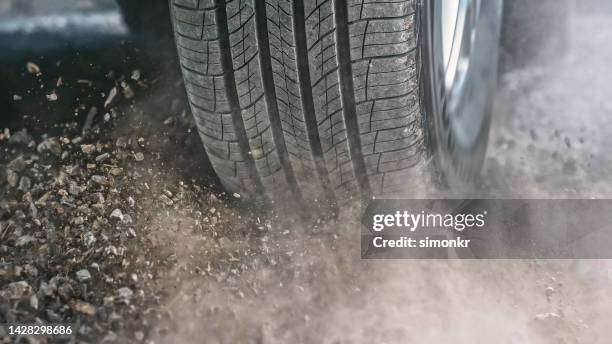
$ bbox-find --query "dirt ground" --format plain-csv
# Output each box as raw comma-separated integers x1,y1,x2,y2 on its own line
1,2,612,344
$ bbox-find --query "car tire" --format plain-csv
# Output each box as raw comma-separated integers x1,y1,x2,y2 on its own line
169,0,502,206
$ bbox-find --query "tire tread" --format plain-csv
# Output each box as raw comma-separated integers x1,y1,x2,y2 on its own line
170,0,425,203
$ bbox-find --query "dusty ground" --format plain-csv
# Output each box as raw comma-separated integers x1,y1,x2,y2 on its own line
485,9,612,198
1,1,612,344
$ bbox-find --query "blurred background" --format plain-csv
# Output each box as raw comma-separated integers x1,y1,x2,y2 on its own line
0,0,174,133
0,0,219,189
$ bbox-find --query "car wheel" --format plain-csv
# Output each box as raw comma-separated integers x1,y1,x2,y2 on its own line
169,0,503,206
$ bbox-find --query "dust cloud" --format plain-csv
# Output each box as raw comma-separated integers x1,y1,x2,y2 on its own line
135,1,612,343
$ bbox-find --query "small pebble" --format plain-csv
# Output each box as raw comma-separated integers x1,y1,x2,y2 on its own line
134,152,145,162
76,269,92,282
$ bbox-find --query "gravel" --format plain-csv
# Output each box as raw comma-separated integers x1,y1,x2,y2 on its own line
104,87,119,108
7,157,27,172
81,144,95,155
0,63,252,342
96,152,110,163
3,6,611,343
1,281,32,299
114,287,133,305
91,175,109,185
109,208,124,221
76,269,92,282
71,301,96,316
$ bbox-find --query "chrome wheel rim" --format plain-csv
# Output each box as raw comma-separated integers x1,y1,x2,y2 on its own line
424,0,503,184
437,0,482,150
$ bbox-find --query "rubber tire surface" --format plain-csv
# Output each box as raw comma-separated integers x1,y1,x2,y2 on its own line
170,0,425,206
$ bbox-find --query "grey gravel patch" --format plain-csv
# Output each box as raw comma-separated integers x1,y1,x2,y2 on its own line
109,208,123,221
15,235,36,247
71,300,96,316
7,156,27,172
91,175,108,185
81,144,96,154
17,176,31,191
1,281,32,299
159,194,173,206
95,152,110,162
76,269,92,282
37,137,61,155
104,87,119,108
115,287,133,305
7,170,18,187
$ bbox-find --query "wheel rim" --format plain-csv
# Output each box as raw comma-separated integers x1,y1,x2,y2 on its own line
436,0,482,150
423,0,503,183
